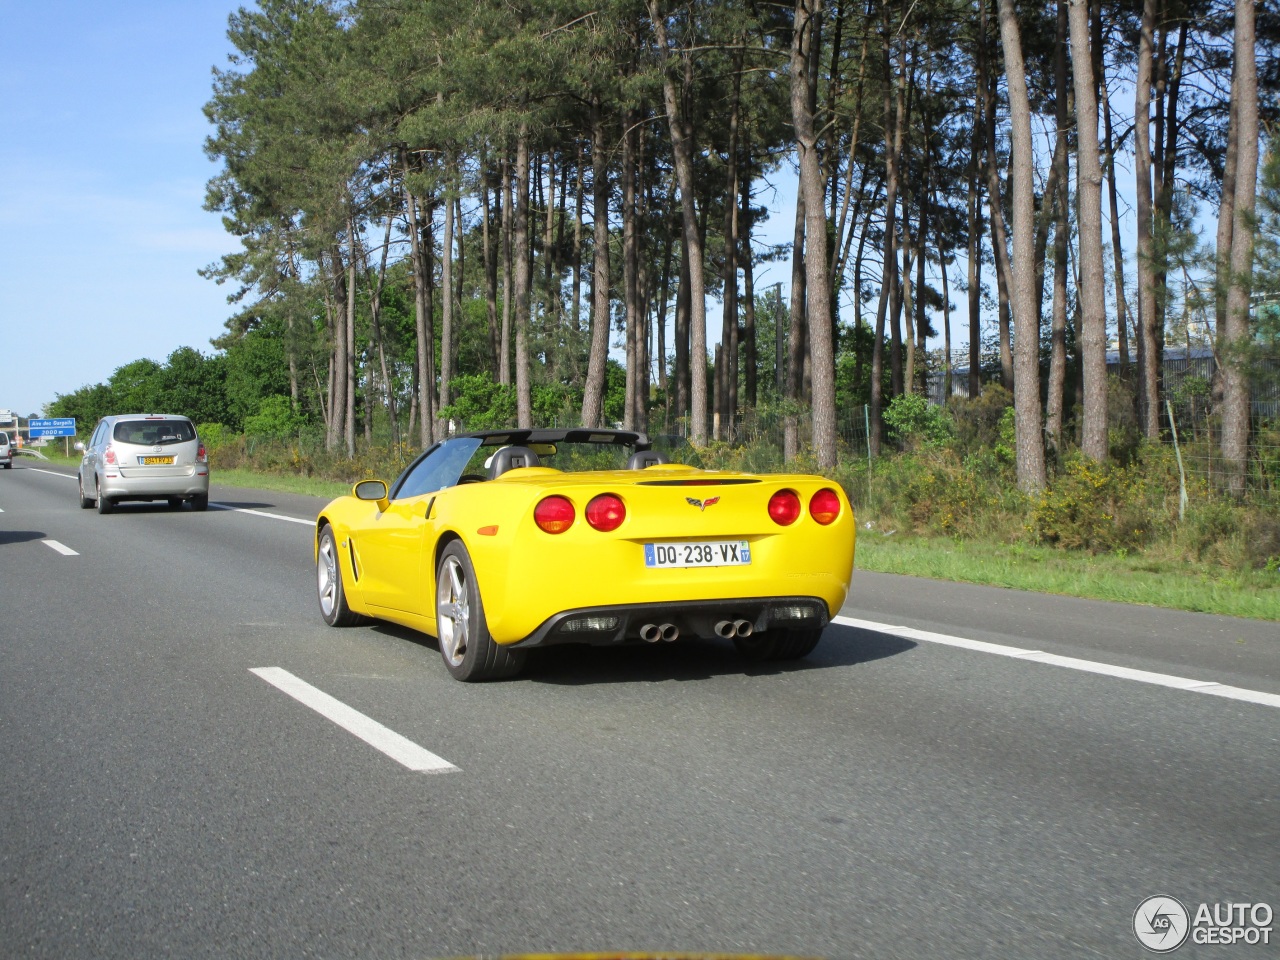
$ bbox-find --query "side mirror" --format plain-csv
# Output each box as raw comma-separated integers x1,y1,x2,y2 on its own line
354,479,390,512
73,442,85,453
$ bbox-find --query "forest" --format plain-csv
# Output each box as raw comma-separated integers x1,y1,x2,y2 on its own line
49,0,1279,502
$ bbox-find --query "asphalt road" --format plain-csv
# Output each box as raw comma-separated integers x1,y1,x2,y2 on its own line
2,461,1277,959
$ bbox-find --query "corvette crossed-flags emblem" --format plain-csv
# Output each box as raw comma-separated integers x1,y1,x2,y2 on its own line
685,496,720,511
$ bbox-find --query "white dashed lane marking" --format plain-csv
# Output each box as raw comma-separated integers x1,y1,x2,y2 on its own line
834,615,1280,711
250,668,459,773
42,539,79,556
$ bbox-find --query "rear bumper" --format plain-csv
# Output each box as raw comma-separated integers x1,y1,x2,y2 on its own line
100,472,210,500
509,595,830,649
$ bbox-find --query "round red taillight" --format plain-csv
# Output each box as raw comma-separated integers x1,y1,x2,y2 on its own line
768,489,802,526
809,488,841,525
585,493,626,532
534,496,575,534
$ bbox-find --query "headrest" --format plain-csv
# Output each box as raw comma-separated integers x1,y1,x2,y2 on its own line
627,450,670,470
488,445,542,479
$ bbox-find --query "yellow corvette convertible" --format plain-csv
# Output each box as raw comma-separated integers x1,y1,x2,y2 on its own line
315,429,856,681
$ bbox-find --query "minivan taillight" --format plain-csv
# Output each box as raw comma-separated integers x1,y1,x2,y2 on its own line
103,446,117,465
196,444,208,464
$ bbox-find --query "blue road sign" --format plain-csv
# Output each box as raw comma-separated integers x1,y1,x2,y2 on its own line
28,417,76,438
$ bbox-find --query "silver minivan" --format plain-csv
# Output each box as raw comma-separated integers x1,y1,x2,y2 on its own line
0,431,11,469
76,414,210,513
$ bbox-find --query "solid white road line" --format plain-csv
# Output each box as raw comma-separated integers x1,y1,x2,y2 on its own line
833,615,1280,711
29,468,76,479
250,667,458,773
211,504,314,526
42,539,79,556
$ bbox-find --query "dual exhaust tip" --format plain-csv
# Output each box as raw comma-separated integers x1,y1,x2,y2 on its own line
639,619,755,642
639,623,680,643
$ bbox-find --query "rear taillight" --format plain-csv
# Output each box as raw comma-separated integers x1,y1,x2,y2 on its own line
104,446,117,465
585,494,626,532
196,444,208,464
809,488,841,525
534,496,575,534
768,489,801,526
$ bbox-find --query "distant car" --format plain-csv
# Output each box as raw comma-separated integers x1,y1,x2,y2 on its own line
76,414,210,513
315,428,857,681
0,431,11,469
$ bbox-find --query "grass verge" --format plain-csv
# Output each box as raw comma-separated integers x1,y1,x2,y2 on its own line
856,532,1280,621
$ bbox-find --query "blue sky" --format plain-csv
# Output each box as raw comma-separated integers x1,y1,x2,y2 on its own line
0,1,809,420
0,1,243,417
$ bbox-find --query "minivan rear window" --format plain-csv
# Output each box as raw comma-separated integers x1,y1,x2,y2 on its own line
0,432,9,445
113,420,196,446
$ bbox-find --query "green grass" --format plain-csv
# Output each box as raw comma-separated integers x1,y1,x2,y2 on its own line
210,468,351,500
856,532,1280,621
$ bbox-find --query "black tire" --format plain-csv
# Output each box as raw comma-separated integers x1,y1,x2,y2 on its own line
191,494,209,512
436,541,525,682
317,524,366,627
78,476,94,509
733,626,823,662
96,482,113,514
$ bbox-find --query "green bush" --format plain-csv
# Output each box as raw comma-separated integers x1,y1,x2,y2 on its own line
1032,455,1154,552
883,393,951,450
244,396,303,440
948,384,1012,456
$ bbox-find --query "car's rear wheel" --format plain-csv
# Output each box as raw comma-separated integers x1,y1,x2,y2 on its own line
436,541,525,682
78,476,93,509
191,494,209,512
317,524,365,627
95,481,113,514
733,626,823,662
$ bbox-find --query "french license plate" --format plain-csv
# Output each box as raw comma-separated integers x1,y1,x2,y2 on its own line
139,456,174,465
645,540,751,569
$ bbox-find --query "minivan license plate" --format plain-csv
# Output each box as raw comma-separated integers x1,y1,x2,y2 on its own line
140,456,174,465
644,541,751,568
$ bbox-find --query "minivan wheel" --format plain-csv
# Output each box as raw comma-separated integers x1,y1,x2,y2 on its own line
191,494,209,512
95,482,113,514
79,477,94,509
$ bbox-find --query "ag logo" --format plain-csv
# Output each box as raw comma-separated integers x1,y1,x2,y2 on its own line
685,496,720,511
1134,896,1190,953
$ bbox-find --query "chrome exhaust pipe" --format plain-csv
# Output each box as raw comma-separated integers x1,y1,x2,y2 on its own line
733,619,753,638
659,623,679,642
639,623,662,643
715,620,736,639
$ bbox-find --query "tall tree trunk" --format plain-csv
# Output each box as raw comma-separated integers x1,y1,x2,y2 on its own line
870,0,900,456
740,166,758,410
1046,0,1070,452
1135,0,1161,438
501,156,513,387
481,158,500,374
996,0,1045,491
403,157,435,447
1070,0,1108,462
650,0,708,445
720,52,743,438
514,126,533,427
979,0,1015,390
1220,0,1258,497
439,159,455,431
792,0,837,469
1094,0,1130,377
623,112,641,431
786,193,807,463
582,100,611,428
967,93,983,399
